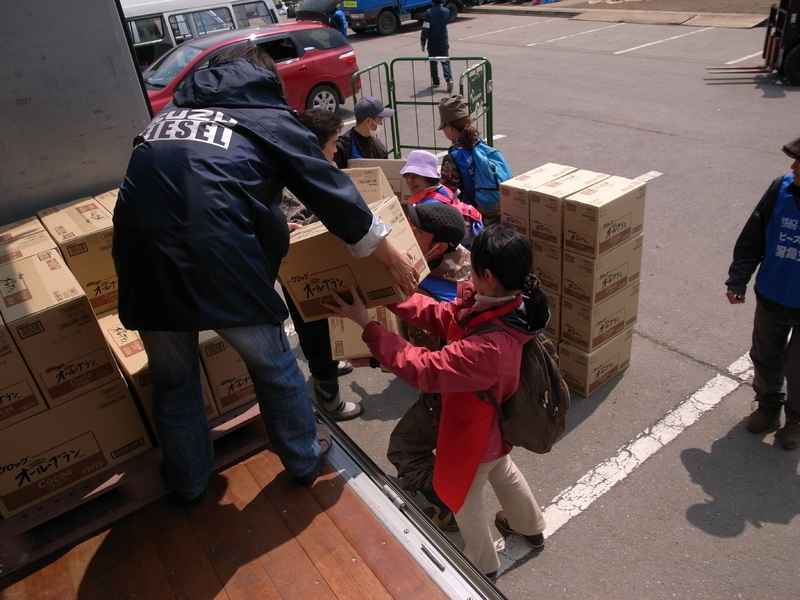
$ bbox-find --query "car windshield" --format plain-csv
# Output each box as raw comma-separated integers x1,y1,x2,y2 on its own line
142,45,205,89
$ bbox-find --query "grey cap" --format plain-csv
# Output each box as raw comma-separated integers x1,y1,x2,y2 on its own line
354,97,395,122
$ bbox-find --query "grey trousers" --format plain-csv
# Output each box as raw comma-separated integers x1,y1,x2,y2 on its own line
751,294,800,422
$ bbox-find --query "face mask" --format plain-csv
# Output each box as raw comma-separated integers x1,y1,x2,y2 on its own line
370,121,383,137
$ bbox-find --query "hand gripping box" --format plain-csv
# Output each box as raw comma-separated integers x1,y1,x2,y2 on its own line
0,320,47,431
532,240,563,295
562,234,643,307
561,281,640,352
0,378,153,518
328,306,405,360
347,158,412,203
0,250,120,408
0,216,59,266
279,196,429,323
558,327,634,397
500,164,576,238
563,176,646,258
37,197,118,314
98,311,218,435
528,170,610,248
198,331,256,416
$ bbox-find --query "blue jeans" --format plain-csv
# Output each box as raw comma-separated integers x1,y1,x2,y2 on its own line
140,323,321,499
427,41,452,84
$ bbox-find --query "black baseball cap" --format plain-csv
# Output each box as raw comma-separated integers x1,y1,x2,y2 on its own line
408,202,466,247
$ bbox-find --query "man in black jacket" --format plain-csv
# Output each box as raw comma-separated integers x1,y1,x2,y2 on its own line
421,0,453,92
726,135,800,450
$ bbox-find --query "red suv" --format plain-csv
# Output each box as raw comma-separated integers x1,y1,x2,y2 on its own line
142,22,359,114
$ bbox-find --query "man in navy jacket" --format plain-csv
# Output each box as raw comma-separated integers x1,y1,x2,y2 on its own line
421,0,453,92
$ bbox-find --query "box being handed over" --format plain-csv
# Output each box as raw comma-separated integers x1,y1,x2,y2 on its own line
329,306,405,360
279,196,429,322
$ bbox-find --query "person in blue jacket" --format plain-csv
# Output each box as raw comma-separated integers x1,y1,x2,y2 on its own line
726,135,800,450
421,0,453,92
112,45,418,504
329,5,348,37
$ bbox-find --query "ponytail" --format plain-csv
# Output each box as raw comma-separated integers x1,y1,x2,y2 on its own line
447,117,480,150
520,274,550,334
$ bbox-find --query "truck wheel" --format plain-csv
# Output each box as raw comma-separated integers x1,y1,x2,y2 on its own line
445,1,458,22
377,10,398,35
306,84,340,113
783,45,800,86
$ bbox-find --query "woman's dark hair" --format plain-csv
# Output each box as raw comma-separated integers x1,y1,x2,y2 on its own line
447,116,480,150
212,44,277,75
471,225,550,332
297,108,343,148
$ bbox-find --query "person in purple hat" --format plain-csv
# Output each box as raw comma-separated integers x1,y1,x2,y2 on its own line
333,96,395,168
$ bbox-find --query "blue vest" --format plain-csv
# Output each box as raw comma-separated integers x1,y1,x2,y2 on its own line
756,174,800,308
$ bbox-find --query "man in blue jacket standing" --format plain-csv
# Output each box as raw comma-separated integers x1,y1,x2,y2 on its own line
421,0,453,92
113,45,418,504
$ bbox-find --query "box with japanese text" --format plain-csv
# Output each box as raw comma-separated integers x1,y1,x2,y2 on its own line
561,282,640,352
342,167,397,204
563,176,646,258
0,250,120,408
0,321,47,431
532,240,563,295
0,378,152,518
562,234,643,307
347,158,412,203
99,311,218,435
528,170,610,247
0,217,59,266
93,188,119,215
328,306,405,360
37,197,118,314
198,331,255,415
279,196,429,322
542,288,561,341
500,164,576,238
558,328,633,397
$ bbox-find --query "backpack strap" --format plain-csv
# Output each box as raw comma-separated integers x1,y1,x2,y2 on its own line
467,322,509,415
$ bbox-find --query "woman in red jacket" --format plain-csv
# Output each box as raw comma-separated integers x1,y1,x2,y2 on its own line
330,225,549,579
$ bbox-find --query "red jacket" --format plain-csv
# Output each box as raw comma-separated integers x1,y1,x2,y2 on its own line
362,282,532,512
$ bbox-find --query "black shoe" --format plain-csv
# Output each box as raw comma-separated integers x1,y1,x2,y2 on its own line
485,570,498,581
495,510,545,549
172,490,206,507
336,360,354,377
294,424,332,485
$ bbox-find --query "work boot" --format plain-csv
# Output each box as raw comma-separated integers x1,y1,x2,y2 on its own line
446,81,454,93
746,404,781,433
775,420,800,450
494,510,545,549
313,378,363,421
422,487,459,531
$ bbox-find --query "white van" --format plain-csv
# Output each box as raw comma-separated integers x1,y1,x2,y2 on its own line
121,0,281,68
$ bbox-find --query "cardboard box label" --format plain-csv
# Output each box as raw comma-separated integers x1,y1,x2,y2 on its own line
562,235,643,306
0,380,41,423
559,328,633,396
41,347,117,401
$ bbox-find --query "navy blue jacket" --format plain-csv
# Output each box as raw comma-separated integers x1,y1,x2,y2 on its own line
113,59,375,331
421,5,450,47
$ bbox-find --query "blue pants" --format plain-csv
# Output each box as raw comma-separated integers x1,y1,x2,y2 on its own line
140,324,321,499
427,41,452,84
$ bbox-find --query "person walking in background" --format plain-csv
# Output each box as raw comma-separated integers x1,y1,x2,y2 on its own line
329,225,550,580
421,0,453,92
332,96,394,168
726,135,800,451
280,108,362,420
113,45,418,505
329,4,347,37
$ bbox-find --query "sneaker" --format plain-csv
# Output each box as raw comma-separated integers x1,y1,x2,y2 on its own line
446,81,454,93
336,360,354,377
484,570,498,582
746,405,781,433
294,424,332,485
423,504,459,531
313,379,364,421
775,420,800,450
432,80,441,87
494,510,545,549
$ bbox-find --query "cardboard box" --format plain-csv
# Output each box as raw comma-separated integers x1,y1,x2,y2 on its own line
342,167,397,204
279,196,429,322
529,170,610,247
37,197,118,314
500,164,576,237
347,158,412,203
562,234,643,307
198,331,255,415
0,378,153,518
93,188,119,215
563,176,646,258
0,321,47,431
0,250,120,407
561,282,640,352
98,311,218,434
558,328,634,397
328,306,404,360
532,240,563,295
0,217,58,266
542,288,561,341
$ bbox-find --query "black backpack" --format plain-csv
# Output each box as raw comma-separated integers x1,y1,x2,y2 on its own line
472,323,570,454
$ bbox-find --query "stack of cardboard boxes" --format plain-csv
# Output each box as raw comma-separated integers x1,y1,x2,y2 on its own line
501,165,646,396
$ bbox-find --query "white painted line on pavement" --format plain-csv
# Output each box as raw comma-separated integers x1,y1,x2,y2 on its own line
726,51,763,65
497,353,747,573
614,26,714,55
635,170,663,183
527,23,624,47
460,19,559,41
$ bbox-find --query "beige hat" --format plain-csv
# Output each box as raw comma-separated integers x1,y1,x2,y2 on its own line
438,95,469,130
